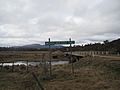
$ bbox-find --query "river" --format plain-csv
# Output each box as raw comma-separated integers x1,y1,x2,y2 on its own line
0,60,69,66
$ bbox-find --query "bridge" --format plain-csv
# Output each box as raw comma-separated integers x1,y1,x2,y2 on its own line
65,51,120,63
66,51,120,56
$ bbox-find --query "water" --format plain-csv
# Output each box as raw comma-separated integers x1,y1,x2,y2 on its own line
52,61,68,65
0,61,69,66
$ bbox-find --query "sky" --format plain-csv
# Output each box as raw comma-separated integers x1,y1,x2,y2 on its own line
0,0,120,46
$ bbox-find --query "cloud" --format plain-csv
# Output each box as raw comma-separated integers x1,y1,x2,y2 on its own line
0,0,120,46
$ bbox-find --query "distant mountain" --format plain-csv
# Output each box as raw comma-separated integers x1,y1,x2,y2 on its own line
14,44,64,49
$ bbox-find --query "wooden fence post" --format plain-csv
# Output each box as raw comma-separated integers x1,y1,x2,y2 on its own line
12,61,14,72
26,60,29,72
32,72,44,90
70,38,74,74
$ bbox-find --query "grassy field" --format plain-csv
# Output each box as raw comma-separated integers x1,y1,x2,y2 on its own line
0,51,49,62
0,51,65,62
0,56,120,90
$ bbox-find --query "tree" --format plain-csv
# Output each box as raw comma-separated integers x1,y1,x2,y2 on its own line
103,40,109,44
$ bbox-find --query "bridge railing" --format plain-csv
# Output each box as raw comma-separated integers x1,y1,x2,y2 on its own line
72,51,120,57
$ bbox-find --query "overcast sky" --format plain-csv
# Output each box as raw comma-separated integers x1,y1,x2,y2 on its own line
0,0,120,46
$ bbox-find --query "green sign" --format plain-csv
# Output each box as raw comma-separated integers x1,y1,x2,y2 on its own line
45,41,75,45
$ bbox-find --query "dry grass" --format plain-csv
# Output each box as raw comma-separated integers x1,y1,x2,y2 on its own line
43,56,120,90
0,51,65,62
0,56,120,90
0,51,49,61
0,69,41,90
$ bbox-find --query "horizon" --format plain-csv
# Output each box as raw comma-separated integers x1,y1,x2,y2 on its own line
0,38,119,47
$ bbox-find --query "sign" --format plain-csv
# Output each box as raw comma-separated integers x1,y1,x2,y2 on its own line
45,41,75,45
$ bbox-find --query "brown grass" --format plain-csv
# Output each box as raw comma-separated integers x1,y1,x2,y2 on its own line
43,56,120,90
0,56,120,90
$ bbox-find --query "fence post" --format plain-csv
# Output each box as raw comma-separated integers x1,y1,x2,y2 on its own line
0,62,3,71
70,38,74,74
26,60,28,72
49,38,52,77
12,61,14,72
32,72,44,90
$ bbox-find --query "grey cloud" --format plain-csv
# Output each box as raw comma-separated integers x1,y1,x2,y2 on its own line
0,0,120,46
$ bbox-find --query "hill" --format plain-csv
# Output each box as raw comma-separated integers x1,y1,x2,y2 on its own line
71,38,120,53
